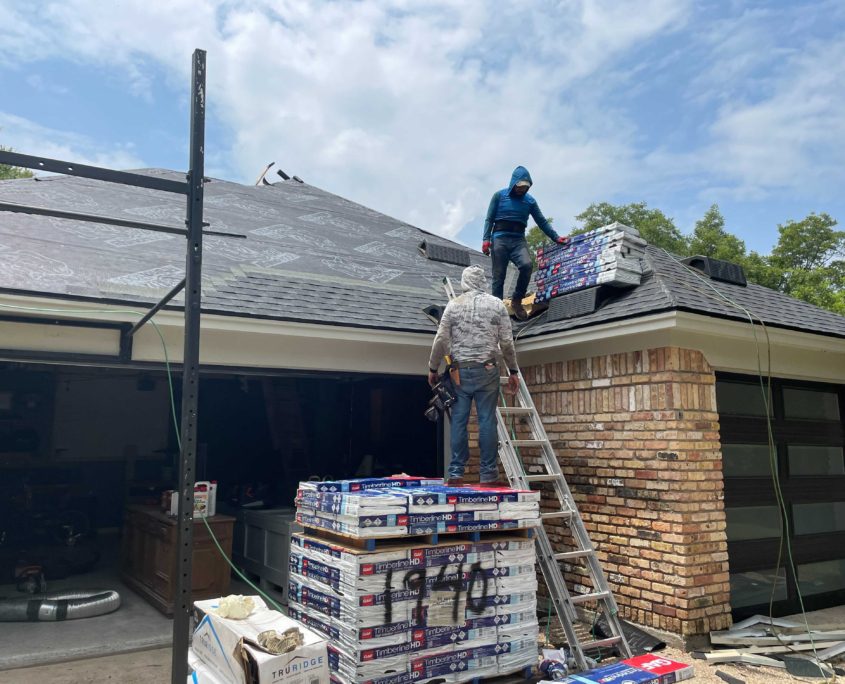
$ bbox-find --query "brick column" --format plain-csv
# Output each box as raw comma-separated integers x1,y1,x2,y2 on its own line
519,347,731,636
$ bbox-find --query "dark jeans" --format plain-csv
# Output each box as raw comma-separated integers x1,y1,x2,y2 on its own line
491,233,533,301
448,365,500,482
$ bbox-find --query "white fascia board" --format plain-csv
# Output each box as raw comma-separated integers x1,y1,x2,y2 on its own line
515,308,845,384
0,292,434,374
670,311,845,383
672,311,845,354
515,312,677,366
516,311,678,352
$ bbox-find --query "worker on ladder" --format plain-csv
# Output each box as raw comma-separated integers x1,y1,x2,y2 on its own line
482,165,568,320
428,265,519,487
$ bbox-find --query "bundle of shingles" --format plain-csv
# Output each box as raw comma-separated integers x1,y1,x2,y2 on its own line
288,476,543,684
533,222,648,304
294,477,541,537
696,614,845,679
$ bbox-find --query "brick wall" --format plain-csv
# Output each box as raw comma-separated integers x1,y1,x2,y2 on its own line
464,346,732,636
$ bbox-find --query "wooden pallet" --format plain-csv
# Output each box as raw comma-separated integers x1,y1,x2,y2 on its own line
504,292,548,319
300,523,535,551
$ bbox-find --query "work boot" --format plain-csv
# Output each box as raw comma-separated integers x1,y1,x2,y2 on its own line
511,298,528,321
446,478,464,487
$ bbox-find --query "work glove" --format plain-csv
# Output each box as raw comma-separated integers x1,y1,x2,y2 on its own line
482,241,492,256
428,370,439,387
556,236,569,245
507,373,519,395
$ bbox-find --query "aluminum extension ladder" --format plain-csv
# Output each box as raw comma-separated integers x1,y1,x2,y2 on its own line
441,278,631,671
496,372,631,670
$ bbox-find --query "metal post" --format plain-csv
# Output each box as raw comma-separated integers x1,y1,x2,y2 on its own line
171,48,206,684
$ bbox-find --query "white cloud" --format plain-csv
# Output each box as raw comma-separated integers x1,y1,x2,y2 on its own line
2,0,844,246
632,3,845,214
0,112,144,170
0,0,696,239
705,38,845,199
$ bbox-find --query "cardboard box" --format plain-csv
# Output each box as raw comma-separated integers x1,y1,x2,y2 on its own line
188,648,229,684
192,597,328,684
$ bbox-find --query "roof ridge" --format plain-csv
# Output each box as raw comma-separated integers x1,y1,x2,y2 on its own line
645,248,680,309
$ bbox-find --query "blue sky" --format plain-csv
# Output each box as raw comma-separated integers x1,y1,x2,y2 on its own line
1,1,843,255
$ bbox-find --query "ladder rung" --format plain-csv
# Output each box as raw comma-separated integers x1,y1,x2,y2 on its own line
581,636,624,650
498,407,533,415
570,591,612,605
510,439,547,447
524,474,557,483
541,511,573,521
554,549,592,560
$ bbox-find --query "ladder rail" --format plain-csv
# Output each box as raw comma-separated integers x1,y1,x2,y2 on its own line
496,373,632,667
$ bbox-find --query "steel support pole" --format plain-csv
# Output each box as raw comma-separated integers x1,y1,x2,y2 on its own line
125,278,186,339
171,48,206,684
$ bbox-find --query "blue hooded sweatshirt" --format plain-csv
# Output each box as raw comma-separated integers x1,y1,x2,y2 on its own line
482,166,559,242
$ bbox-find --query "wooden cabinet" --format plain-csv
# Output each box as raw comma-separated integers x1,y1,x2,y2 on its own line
121,505,234,615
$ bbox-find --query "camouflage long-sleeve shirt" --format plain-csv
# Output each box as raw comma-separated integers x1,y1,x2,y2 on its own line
428,278,519,372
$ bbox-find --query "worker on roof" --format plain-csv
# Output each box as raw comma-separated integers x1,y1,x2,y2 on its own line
428,265,520,488
482,165,567,320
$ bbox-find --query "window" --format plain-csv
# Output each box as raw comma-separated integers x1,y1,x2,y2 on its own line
793,502,845,535
788,446,844,476
725,506,781,541
716,381,771,417
730,568,787,609
798,559,845,596
784,388,840,421
722,444,772,477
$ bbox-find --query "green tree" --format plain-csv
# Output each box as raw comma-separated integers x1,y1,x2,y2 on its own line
768,213,845,313
689,203,746,263
575,201,689,254
0,144,34,180
742,251,782,291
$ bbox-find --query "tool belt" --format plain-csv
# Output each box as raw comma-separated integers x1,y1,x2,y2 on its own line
493,220,526,235
454,358,497,369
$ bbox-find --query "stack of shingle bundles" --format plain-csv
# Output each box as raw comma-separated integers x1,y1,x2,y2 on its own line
406,485,541,534
288,534,539,684
411,536,540,682
534,222,647,303
295,477,444,538
295,481,541,537
288,478,541,684
314,476,446,493
295,485,410,537
287,534,419,683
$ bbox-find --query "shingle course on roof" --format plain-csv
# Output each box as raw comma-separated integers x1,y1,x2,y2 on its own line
520,245,845,340
0,170,475,333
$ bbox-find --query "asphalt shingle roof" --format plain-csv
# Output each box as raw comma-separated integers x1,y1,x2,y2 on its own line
0,170,474,333
1,171,844,341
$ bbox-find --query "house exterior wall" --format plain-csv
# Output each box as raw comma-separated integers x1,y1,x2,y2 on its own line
465,346,732,636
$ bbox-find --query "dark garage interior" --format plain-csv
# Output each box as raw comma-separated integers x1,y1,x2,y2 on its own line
0,360,439,669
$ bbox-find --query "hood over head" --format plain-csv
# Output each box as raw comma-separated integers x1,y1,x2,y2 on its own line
461,265,488,293
508,166,533,193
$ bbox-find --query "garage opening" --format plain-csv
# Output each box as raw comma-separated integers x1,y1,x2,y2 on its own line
0,361,438,669
718,373,845,619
